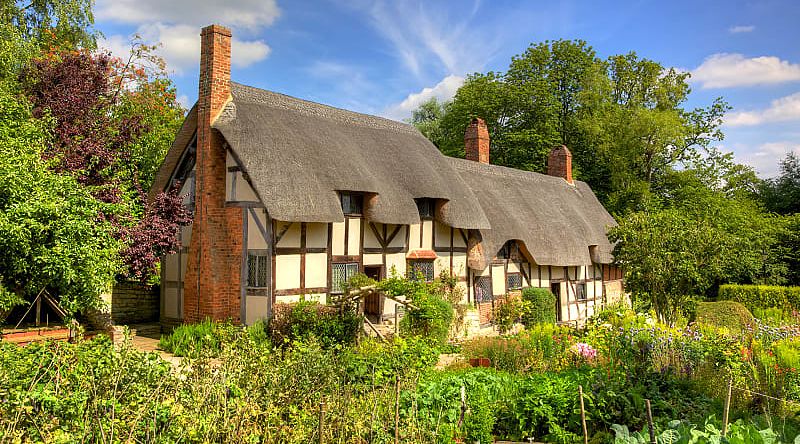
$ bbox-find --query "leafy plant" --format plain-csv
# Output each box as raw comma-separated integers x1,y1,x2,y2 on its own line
521,287,557,326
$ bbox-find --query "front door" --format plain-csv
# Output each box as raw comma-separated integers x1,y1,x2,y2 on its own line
551,282,562,322
363,266,384,321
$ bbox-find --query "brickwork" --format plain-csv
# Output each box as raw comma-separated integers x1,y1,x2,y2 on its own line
547,145,573,183
464,117,490,164
111,282,159,324
182,24,243,323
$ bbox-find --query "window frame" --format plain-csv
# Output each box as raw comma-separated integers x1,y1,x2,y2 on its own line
506,272,522,291
247,251,270,288
339,192,364,216
415,198,435,220
408,260,435,283
576,282,588,301
331,262,359,294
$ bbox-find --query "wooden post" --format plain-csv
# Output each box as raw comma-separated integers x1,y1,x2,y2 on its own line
394,309,399,335
646,399,656,444
394,375,400,444
35,295,41,327
722,378,733,437
578,385,588,444
318,401,325,444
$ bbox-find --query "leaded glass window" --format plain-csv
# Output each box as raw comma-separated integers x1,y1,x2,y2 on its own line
408,260,434,282
247,252,269,288
576,282,587,300
415,198,434,219
475,276,493,303
332,262,359,293
506,273,522,290
340,192,363,215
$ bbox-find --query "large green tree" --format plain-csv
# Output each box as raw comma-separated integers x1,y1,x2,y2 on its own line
760,152,800,215
417,40,729,216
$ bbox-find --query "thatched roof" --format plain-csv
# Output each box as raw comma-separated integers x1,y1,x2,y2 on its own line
449,158,616,267
151,82,617,265
211,83,490,228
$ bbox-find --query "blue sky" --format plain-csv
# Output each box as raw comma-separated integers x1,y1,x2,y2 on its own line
94,0,800,177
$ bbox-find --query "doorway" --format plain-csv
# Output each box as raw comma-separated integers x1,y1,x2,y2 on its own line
551,282,562,322
363,265,384,321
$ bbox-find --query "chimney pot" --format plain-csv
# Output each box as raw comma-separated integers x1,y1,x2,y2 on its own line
547,145,573,184
464,117,490,164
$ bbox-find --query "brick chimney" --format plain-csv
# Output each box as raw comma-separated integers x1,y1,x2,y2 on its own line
547,145,573,184
183,25,243,323
464,117,490,164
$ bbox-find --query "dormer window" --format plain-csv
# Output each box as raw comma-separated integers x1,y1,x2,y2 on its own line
415,198,435,219
340,192,363,216
497,241,518,259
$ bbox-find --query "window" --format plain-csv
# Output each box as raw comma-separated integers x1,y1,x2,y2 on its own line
506,273,522,290
497,241,518,259
415,198,435,219
475,276,493,303
408,260,435,282
332,262,359,293
247,252,269,288
576,282,587,301
340,192,363,215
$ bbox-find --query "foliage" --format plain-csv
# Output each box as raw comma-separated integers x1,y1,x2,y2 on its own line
609,193,783,323
268,301,362,348
378,272,455,344
719,284,800,315
521,287,557,326
0,0,96,49
612,417,795,444
462,324,578,373
414,39,729,216
158,319,249,358
760,152,800,215
0,64,122,315
493,294,531,333
694,301,755,333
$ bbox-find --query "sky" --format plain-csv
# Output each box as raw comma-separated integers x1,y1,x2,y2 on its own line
94,0,800,177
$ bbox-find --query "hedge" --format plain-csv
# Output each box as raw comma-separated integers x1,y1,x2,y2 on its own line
521,287,556,326
694,301,754,333
717,284,800,313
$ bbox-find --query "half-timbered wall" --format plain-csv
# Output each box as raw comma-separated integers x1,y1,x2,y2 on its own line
160,168,195,324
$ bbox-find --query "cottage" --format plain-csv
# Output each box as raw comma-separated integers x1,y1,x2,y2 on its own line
150,25,623,330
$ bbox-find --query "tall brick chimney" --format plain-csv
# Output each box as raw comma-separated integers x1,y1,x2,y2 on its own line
547,145,573,184
183,25,243,323
464,117,490,164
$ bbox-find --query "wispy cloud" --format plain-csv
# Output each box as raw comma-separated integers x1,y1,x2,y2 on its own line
736,141,800,177
729,25,755,34
354,0,494,79
95,0,278,75
382,74,464,120
725,92,800,126
691,53,800,88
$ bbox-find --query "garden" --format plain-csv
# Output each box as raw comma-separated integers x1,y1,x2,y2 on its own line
2,275,800,443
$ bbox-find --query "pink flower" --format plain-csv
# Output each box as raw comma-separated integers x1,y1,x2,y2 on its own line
571,342,597,360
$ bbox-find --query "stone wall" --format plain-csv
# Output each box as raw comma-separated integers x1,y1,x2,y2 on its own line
111,282,159,325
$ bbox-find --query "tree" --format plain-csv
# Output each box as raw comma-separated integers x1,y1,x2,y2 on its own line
0,71,122,315
609,192,783,323
0,0,96,48
408,97,446,149
414,40,730,216
760,152,800,215
21,45,188,283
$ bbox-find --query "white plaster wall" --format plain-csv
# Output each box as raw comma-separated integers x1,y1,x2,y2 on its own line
305,253,327,287
421,220,433,249
331,222,345,256
363,223,381,248
408,223,420,250
245,295,269,325
386,252,406,278
306,223,328,248
363,253,382,266
277,222,301,248
347,218,360,256
491,265,505,296
434,222,450,248
275,254,301,290
164,287,179,318
453,229,467,248
248,212,268,249
388,225,405,248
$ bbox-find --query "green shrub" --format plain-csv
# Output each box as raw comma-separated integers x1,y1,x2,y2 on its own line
521,287,556,326
694,301,754,333
493,295,531,333
268,300,362,347
400,291,454,344
158,318,241,358
718,284,800,314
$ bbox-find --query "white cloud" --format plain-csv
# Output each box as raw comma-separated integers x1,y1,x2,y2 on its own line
99,23,271,75
691,53,800,88
737,141,800,177
382,74,464,121
95,0,280,31
95,0,278,75
725,92,800,126
354,0,491,79
729,25,755,34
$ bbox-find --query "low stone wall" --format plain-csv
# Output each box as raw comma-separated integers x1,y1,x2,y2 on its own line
111,282,159,325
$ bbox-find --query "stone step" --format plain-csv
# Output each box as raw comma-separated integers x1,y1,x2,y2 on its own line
128,323,161,339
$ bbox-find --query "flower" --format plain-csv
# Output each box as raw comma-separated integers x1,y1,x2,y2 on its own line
571,342,597,360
